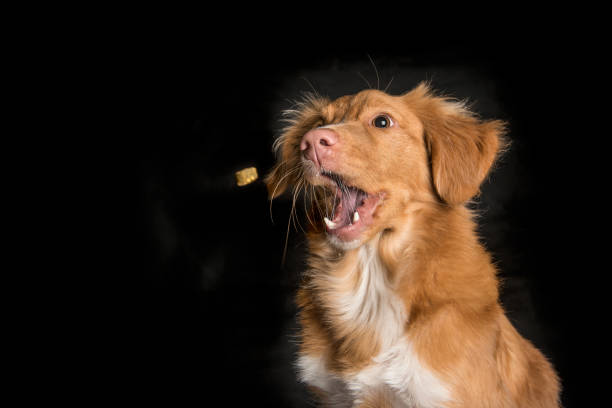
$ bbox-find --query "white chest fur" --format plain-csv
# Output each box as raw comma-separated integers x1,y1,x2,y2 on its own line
297,244,450,407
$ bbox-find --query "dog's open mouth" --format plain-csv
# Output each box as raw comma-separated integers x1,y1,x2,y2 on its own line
320,169,383,242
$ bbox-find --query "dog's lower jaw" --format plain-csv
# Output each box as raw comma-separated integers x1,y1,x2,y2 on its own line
326,219,390,251
327,234,362,251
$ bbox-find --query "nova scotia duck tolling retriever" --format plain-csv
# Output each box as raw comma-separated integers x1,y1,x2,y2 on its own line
265,83,560,407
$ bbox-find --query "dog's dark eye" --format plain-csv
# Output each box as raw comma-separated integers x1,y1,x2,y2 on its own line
373,115,392,128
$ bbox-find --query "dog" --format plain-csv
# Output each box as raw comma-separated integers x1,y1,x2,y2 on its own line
265,83,560,407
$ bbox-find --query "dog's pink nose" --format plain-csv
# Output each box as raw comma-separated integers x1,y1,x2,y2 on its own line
300,128,338,167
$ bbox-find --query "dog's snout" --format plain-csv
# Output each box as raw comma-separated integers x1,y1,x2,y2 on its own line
300,128,338,167
301,128,338,150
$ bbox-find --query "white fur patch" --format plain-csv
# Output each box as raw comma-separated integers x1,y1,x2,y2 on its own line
296,354,352,407
298,241,451,407
349,339,451,407
334,243,407,350
299,347,449,408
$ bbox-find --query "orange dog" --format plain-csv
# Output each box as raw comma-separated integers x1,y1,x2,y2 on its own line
266,83,560,407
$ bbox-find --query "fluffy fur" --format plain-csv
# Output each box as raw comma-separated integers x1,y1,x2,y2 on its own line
266,83,560,407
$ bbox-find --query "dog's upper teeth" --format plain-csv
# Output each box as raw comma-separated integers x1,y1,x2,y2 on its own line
324,217,337,229
353,211,359,223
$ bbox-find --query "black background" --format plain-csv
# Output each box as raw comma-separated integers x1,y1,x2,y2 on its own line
115,37,592,407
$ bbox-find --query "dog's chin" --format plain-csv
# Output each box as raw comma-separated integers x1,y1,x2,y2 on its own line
326,234,363,251
325,213,386,250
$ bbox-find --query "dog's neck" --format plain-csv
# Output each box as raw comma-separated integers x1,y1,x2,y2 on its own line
304,235,406,367
303,203,500,367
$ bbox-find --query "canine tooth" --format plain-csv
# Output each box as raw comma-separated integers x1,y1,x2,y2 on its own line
324,217,337,229
353,211,360,223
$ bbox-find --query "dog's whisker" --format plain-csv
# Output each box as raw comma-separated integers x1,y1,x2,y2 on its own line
314,185,326,222
384,76,394,93
301,77,321,98
304,184,315,229
270,163,300,198
331,187,338,220
310,185,324,229
296,180,307,233
290,177,306,234
367,54,380,90
281,167,304,265
269,164,301,223
323,184,330,219
356,71,372,90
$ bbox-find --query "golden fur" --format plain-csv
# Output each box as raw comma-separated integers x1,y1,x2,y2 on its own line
266,83,560,407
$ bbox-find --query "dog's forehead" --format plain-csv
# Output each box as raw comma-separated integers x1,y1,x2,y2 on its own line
329,90,400,118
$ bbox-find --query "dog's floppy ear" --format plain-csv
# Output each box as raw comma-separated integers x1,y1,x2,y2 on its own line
406,83,508,205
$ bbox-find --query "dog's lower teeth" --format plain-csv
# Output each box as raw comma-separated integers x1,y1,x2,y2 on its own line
324,217,337,229
353,211,359,223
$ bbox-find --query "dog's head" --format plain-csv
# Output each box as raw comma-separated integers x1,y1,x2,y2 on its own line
266,83,507,248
